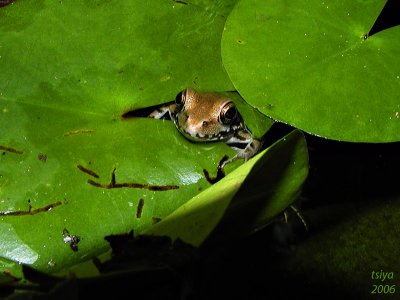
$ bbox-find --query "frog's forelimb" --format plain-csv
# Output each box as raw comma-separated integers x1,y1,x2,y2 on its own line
148,103,175,119
220,127,263,169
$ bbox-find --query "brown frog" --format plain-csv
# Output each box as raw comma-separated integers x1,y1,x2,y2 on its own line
149,88,262,168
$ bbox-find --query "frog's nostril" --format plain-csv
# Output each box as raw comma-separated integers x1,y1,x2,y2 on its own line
202,120,209,127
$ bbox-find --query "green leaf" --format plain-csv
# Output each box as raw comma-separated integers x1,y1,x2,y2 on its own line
0,119,238,273
222,0,400,142
146,130,309,246
0,0,241,275
0,0,236,111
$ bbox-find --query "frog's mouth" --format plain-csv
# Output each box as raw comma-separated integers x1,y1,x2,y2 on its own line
174,120,238,143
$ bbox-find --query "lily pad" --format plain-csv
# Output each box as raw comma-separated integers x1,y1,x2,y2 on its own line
222,0,400,142
0,0,241,275
0,118,239,274
0,0,236,112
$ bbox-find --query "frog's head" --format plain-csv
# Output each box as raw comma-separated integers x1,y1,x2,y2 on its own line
170,88,244,142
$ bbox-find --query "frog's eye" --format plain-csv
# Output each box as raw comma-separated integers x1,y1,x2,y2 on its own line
175,90,186,110
219,101,238,125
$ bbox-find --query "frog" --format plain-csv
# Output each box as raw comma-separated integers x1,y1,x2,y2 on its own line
149,88,263,169
148,88,308,229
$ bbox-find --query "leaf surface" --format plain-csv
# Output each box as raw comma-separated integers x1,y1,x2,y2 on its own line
222,0,400,142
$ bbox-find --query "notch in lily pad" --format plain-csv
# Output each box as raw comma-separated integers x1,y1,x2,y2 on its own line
367,0,400,37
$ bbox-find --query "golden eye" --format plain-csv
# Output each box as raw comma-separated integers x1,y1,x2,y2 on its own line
219,101,237,125
175,89,186,110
